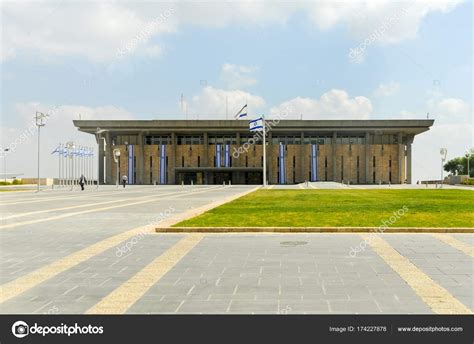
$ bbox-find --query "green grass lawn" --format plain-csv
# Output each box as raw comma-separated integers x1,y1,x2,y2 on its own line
175,189,474,228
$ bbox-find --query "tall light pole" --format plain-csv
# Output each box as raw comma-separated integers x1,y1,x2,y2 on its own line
466,148,473,177
95,128,107,188
440,148,447,188
262,116,267,187
35,111,49,192
3,148,10,183
113,148,121,187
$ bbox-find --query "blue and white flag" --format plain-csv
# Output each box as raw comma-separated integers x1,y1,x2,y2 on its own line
249,117,264,131
234,104,247,119
51,146,61,155
311,144,318,182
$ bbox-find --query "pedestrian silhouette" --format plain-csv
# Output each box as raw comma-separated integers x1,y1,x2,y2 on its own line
79,174,87,191
122,175,128,188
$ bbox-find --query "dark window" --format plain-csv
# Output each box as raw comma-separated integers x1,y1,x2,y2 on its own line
389,171,392,183
373,171,376,183
357,156,360,167
293,156,296,168
182,156,184,167
197,156,201,167
341,156,344,180
261,156,264,167
177,135,203,145
325,156,328,167
389,158,392,167
373,156,376,167
246,156,248,167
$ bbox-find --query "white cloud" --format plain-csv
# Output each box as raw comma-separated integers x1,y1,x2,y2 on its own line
431,98,471,121
1,103,134,178
189,86,265,117
1,2,176,62
374,81,400,97
1,1,464,63
411,96,472,182
269,89,373,119
220,63,258,89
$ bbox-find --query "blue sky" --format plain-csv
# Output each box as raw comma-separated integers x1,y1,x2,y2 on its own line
1,0,472,181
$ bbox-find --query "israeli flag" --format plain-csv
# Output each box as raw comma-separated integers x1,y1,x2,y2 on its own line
249,117,264,132
51,146,60,155
234,104,248,119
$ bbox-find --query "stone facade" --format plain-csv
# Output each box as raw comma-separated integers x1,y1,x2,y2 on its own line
74,119,433,185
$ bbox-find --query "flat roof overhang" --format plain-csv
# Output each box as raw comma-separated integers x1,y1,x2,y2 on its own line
73,119,435,136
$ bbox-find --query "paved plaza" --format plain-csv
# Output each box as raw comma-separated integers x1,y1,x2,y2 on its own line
0,185,472,314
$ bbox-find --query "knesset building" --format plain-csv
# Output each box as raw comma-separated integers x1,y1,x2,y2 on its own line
74,119,434,185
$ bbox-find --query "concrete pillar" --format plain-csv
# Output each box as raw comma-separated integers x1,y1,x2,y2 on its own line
365,132,370,183
406,135,414,184
332,132,337,181
170,132,176,184
300,132,305,183
105,132,112,184
397,132,403,184
138,132,144,184
98,136,105,184
267,131,272,184
203,132,209,167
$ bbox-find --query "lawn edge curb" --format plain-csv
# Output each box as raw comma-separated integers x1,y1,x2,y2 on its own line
155,227,474,233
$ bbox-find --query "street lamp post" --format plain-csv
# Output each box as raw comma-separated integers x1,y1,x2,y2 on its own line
35,111,49,192
113,148,121,187
66,142,75,190
440,148,447,188
3,148,9,182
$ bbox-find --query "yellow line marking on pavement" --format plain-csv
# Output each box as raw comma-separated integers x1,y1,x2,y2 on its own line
0,226,148,304
0,188,175,206
0,187,232,303
0,187,220,230
360,234,473,314
432,234,474,258
86,234,204,314
1,196,156,220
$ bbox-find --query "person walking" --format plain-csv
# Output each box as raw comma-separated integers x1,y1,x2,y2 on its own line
79,174,87,191
122,175,128,188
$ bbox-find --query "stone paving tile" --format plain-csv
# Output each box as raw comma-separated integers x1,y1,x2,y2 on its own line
127,234,433,314
383,234,474,311
451,234,474,246
0,234,183,314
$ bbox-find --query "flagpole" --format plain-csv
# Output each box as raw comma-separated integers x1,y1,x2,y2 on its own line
262,114,267,187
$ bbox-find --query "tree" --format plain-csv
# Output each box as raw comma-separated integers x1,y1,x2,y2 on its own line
444,149,474,176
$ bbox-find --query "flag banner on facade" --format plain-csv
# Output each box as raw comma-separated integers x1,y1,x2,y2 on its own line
215,144,222,167
128,145,135,184
224,144,230,167
234,104,248,119
249,117,264,131
279,144,286,184
159,144,166,184
311,144,318,182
